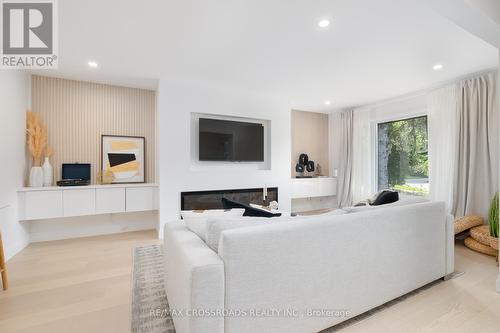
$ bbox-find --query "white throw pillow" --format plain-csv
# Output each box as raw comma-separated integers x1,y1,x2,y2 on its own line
180,209,245,241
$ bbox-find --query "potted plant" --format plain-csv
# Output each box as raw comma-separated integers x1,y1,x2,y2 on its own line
488,192,499,252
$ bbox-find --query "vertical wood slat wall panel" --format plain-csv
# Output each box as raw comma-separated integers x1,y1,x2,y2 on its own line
31,75,157,184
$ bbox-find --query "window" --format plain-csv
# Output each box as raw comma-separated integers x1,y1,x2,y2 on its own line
377,116,429,197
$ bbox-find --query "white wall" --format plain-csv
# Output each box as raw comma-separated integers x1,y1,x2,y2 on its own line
424,0,500,49
466,0,500,26
497,51,500,293
158,79,292,235
0,72,30,261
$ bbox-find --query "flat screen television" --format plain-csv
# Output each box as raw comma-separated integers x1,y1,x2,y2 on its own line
199,118,264,162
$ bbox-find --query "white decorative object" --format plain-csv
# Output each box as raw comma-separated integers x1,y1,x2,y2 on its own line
42,157,53,187
269,200,279,210
333,169,339,177
29,167,44,187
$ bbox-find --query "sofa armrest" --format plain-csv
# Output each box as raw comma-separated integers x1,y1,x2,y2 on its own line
163,221,224,333
445,214,455,275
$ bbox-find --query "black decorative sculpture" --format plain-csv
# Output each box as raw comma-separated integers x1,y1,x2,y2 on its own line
299,153,309,165
306,160,315,172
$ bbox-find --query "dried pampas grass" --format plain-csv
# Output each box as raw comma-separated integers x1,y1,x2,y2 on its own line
45,146,54,158
26,111,47,166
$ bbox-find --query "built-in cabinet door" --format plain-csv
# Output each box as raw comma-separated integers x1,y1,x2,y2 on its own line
292,179,316,198
292,178,337,199
126,187,153,212
24,191,63,220
63,189,96,217
319,178,337,197
95,188,126,214
19,185,158,220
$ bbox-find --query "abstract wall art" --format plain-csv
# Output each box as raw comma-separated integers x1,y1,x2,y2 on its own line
101,135,145,183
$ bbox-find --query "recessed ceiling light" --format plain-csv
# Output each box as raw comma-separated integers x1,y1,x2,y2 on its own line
432,63,443,71
324,100,331,105
88,61,98,68
318,19,331,28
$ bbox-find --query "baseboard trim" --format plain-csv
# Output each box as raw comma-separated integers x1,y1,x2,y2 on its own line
443,271,465,281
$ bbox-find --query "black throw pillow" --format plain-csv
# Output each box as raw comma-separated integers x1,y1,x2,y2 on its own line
371,190,399,206
221,197,281,218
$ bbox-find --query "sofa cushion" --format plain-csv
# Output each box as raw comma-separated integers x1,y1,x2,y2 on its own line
297,209,347,217
222,197,282,217
344,197,429,213
344,205,379,213
206,216,291,251
180,209,245,241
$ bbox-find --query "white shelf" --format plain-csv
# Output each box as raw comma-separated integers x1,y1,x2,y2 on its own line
18,183,158,192
18,184,159,221
291,177,337,199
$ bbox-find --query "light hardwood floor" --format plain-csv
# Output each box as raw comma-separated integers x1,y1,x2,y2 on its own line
0,230,159,333
0,232,499,333
339,242,500,333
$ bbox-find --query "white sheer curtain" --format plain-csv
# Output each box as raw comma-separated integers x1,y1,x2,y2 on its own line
427,84,459,214
452,73,498,219
351,108,374,203
331,110,353,207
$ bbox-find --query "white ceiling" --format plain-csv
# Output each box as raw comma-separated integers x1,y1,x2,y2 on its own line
42,0,498,111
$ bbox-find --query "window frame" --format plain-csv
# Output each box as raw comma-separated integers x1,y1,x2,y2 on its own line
372,112,428,195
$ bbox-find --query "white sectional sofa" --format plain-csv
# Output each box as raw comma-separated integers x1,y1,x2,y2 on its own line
163,201,454,333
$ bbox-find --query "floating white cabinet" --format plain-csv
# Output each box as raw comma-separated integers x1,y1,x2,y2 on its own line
126,187,153,212
22,190,63,220
18,184,158,221
291,177,337,199
96,188,126,214
64,189,96,217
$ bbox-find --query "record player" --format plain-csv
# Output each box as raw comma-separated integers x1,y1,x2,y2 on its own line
56,163,91,186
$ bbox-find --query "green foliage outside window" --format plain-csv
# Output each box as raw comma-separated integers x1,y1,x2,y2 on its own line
378,116,429,195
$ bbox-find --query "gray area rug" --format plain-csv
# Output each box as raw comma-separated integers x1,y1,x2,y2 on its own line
131,245,175,333
131,245,447,333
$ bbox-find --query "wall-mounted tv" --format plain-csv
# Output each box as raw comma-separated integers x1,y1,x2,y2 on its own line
199,118,264,162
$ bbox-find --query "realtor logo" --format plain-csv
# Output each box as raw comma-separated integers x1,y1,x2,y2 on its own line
1,0,58,68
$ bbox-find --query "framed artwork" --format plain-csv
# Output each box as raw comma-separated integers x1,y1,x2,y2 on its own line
101,135,145,183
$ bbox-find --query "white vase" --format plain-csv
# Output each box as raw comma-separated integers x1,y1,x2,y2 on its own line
42,157,53,186
29,166,44,187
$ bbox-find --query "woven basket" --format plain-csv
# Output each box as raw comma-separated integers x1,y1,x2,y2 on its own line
464,237,497,257
490,237,499,251
454,216,483,235
470,225,493,245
